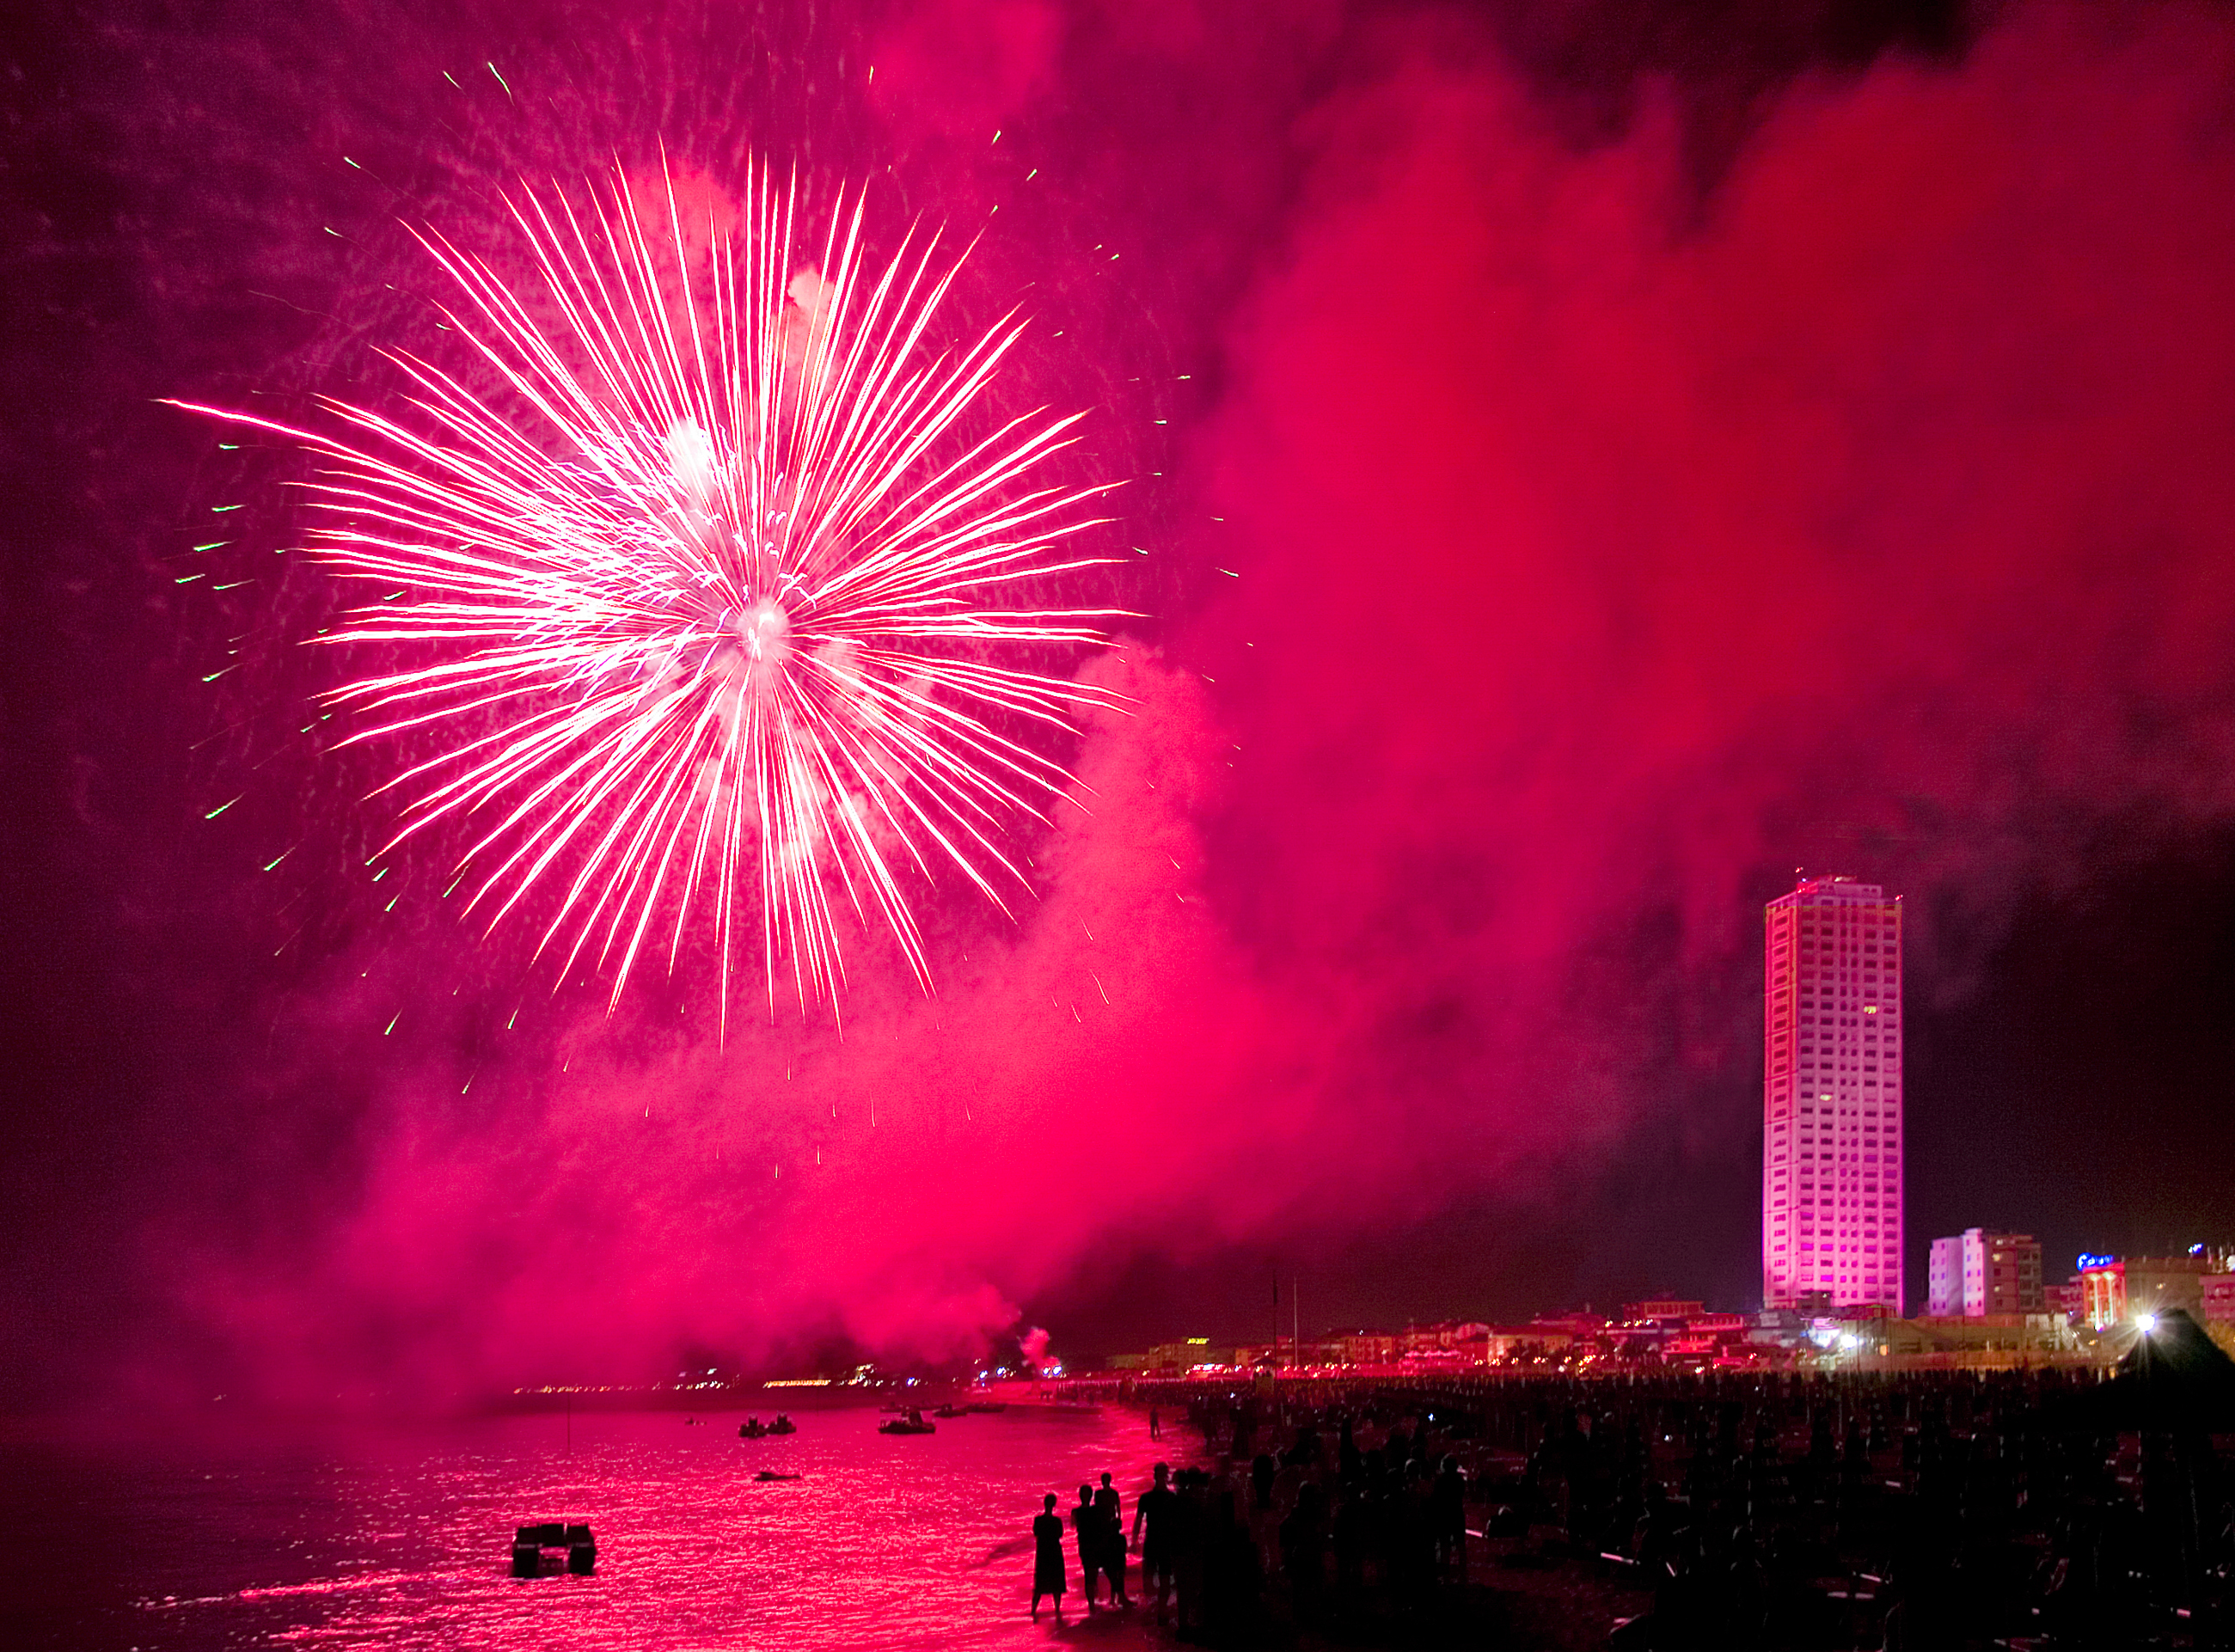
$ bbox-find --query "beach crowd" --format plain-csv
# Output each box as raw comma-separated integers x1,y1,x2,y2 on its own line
1030,1399,1467,1639
1030,1367,2235,1648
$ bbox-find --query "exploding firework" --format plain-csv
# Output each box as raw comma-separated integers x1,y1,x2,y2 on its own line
174,165,1122,1017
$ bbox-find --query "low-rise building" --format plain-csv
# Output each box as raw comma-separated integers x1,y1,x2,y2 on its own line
1327,1330,1399,1367
2204,1271,2235,1326
2045,1278,2082,1323
1926,1229,2043,1316
2079,1257,2127,1329
1625,1298,1707,1322
2125,1256,2212,1321
1126,1337,1233,1373
1399,1320,1491,1355
1874,1312,2081,1367
2072,1253,2220,1327
1531,1311,1612,1337
1686,1312,1750,1337
1486,1325,1573,1359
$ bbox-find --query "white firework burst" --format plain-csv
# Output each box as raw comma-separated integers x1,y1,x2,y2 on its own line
174,162,1124,1019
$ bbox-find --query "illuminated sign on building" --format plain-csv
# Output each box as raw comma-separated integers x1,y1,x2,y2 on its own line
2079,1259,2128,1331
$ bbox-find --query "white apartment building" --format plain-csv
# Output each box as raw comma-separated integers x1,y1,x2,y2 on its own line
1762,877,1905,1312
1926,1228,2044,1316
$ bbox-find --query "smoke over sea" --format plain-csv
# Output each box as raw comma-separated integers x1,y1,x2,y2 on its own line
9,0,2235,1404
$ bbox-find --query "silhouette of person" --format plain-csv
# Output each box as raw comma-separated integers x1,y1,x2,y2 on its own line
1073,1484,1101,1609
1097,1472,1130,1605
1032,1493,1066,1621
1433,1453,1467,1581
1280,1480,1328,1613
1204,1487,1263,1641
1173,1468,1209,1636
1136,1461,1179,1624
1150,1406,1161,1440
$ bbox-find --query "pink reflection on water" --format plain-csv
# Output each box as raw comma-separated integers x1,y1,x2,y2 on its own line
15,1404,1179,1650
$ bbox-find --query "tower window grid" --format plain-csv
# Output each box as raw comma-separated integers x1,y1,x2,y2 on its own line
1762,878,1904,1314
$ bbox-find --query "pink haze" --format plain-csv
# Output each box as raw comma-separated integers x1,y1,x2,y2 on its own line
169,2,2235,1399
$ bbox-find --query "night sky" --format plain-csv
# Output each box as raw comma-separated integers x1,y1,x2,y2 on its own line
7,0,2235,1409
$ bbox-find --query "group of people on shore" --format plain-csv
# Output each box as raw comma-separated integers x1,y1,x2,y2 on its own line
1030,1417,1469,1639
1031,1468,1141,1619
1026,1367,2235,1647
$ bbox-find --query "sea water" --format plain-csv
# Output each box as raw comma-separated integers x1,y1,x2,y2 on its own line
3,1402,1173,1649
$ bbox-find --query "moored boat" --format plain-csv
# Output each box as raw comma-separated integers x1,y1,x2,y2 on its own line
511,1520,595,1577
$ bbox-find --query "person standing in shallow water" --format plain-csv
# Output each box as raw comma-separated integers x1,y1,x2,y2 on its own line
1072,1484,1101,1609
1096,1472,1130,1606
1134,1460,1179,1624
1032,1493,1067,1621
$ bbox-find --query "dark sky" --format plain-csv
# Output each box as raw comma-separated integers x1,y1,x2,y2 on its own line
6,0,2235,1407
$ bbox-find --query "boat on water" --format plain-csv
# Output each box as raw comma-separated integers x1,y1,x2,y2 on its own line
768,1413,797,1435
933,1403,962,1419
754,1470,802,1482
511,1520,596,1577
879,1407,937,1435
738,1416,768,1439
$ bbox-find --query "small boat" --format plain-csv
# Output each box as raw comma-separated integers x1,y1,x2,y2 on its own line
768,1414,797,1435
738,1416,768,1439
879,1407,937,1435
754,1470,803,1482
933,1403,962,1419
511,1520,595,1577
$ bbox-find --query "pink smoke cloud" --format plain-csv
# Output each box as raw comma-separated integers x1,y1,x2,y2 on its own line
173,1,2235,1399
866,0,1064,141
1194,0,2235,990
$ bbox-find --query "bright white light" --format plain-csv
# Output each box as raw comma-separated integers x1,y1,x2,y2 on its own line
174,167,1118,1016
2136,1312,2158,1335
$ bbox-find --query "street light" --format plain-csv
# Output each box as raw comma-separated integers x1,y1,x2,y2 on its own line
2135,1312,2158,1336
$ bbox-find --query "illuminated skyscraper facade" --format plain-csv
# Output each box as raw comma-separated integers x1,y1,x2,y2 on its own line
1762,877,1905,1312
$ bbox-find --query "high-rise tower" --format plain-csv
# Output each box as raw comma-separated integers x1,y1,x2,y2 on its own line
1762,877,1904,1313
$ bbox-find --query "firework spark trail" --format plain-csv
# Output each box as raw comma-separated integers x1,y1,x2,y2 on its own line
172,162,1125,1022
